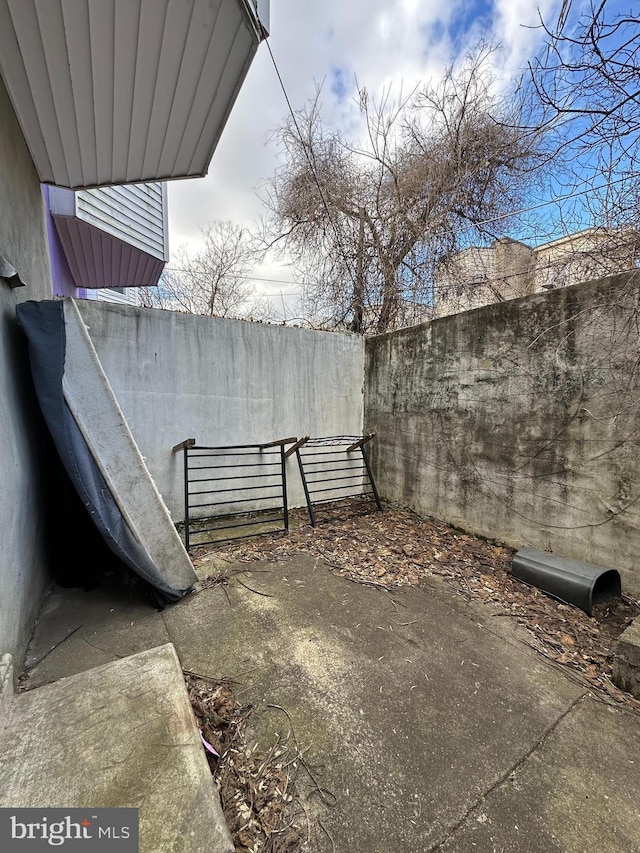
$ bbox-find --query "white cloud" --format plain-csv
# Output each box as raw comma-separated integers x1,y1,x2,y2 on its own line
167,0,562,307
491,0,561,83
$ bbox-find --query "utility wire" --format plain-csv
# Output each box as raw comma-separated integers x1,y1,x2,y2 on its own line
265,40,360,297
165,268,306,289
263,47,637,246
455,173,638,237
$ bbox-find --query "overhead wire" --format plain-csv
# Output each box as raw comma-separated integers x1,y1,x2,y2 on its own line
264,39,361,301
454,172,638,236
165,41,640,322
164,268,306,291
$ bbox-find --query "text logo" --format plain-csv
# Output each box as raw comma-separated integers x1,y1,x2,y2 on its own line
0,809,138,850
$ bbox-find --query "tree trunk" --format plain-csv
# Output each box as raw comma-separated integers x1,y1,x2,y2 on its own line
376,266,398,334
348,207,366,333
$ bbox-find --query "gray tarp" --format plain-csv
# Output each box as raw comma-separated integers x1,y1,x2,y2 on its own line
17,299,196,601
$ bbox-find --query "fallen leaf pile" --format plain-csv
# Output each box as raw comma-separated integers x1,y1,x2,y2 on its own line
193,497,640,711
185,672,307,853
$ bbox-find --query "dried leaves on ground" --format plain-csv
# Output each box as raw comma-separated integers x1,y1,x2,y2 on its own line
193,498,640,711
185,672,308,853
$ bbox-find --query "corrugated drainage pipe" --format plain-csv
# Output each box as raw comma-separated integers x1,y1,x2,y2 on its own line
511,548,621,616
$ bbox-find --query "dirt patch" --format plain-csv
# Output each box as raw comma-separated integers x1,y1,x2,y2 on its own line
192,498,640,711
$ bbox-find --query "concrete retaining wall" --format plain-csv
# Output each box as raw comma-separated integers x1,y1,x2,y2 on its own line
77,302,365,520
0,78,54,665
365,274,640,595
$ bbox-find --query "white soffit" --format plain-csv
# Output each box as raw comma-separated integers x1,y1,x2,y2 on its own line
0,0,264,189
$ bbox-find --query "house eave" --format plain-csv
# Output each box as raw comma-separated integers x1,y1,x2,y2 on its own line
0,0,267,190
52,215,165,291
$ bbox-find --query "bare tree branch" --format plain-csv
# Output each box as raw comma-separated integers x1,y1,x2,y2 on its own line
263,44,543,334
138,222,271,320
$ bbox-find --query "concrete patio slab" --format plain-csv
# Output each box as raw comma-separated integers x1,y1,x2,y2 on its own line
23,579,171,689
2,644,233,853
163,558,587,852
439,695,640,852
20,555,640,852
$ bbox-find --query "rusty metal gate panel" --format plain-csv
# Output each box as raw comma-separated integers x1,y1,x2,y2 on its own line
293,434,382,526
172,437,296,548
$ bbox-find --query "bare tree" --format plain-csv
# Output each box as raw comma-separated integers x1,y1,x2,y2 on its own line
139,221,269,318
264,44,543,334
530,1,640,227
531,1,640,151
429,11,640,319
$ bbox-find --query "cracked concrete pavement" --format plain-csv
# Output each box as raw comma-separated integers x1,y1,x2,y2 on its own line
22,555,640,852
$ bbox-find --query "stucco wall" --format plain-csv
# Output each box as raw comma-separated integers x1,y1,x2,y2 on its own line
76,301,365,520
0,77,53,665
365,273,640,595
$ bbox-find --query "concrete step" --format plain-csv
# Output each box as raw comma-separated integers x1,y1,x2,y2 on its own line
0,644,233,853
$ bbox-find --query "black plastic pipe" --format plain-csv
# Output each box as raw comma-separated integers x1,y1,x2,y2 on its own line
511,548,621,616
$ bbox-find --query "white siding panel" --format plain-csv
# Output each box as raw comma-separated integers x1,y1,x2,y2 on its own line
111,0,140,184
86,287,139,306
61,0,96,185
5,0,67,183
0,1,52,180
188,24,255,175
88,0,115,185
173,2,245,176
34,0,84,187
76,183,167,260
154,0,226,179
125,0,169,183
141,0,196,179
0,0,264,188
78,193,163,245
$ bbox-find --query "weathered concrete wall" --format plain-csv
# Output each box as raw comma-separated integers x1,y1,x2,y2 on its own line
76,301,365,519
365,274,640,595
0,78,54,665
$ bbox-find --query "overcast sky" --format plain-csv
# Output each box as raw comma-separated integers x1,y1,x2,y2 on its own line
167,0,561,315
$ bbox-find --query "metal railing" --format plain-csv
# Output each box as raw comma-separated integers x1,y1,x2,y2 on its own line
172,437,295,549
293,434,382,526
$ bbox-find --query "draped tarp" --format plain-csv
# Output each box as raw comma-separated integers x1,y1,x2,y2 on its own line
17,298,197,601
